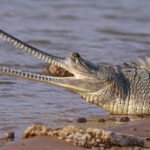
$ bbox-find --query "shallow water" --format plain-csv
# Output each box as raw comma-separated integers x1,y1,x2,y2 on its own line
0,0,150,138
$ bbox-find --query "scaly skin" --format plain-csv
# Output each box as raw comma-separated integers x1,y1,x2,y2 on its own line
0,30,150,115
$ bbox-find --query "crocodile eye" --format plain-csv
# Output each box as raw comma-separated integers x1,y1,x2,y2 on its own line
72,52,80,58
68,52,80,63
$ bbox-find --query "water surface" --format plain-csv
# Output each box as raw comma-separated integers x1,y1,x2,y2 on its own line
0,0,150,138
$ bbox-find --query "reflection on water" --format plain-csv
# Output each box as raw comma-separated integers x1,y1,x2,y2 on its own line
0,0,150,138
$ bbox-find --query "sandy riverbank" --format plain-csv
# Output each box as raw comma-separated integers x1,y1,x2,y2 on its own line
0,136,88,150
0,116,150,150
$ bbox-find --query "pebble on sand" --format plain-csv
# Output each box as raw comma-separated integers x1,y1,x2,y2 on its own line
77,117,87,123
98,118,105,122
119,116,130,122
0,132,15,141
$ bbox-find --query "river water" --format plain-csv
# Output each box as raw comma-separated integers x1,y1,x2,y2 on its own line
0,0,150,138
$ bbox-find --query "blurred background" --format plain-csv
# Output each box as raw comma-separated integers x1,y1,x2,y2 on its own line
0,0,150,138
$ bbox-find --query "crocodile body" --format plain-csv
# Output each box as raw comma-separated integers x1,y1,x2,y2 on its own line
0,30,150,115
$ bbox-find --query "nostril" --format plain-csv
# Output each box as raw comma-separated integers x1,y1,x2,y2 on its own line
72,52,80,58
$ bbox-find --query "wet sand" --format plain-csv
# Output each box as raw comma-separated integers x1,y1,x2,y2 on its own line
0,118,150,150
106,119,150,138
0,136,88,150
106,119,150,149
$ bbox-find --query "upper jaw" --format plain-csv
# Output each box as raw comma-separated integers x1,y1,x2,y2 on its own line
0,30,98,80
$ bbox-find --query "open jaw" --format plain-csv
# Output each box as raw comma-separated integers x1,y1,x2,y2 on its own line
0,30,100,93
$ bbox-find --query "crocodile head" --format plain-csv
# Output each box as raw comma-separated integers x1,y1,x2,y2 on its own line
0,30,104,95
45,52,101,93
0,51,102,93
1,30,130,114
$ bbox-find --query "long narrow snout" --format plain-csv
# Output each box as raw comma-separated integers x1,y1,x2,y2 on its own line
0,30,100,93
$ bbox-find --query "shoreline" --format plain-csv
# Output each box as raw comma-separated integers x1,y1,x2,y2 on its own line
0,116,150,150
0,136,88,150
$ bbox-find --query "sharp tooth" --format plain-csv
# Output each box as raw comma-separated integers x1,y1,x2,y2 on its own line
25,73,28,78
10,68,13,73
45,56,49,62
6,37,11,42
86,95,90,102
23,46,28,52
41,76,44,80
16,43,21,48
27,48,31,53
54,61,59,66
14,41,18,46
51,59,55,65
37,53,41,58
10,39,15,43
35,52,39,56
48,59,51,63
22,72,25,76
3,35,7,40
42,55,45,60
20,44,24,49
32,50,35,55
30,72,32,77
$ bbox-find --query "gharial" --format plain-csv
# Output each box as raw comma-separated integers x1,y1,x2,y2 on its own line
0,30,150,115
